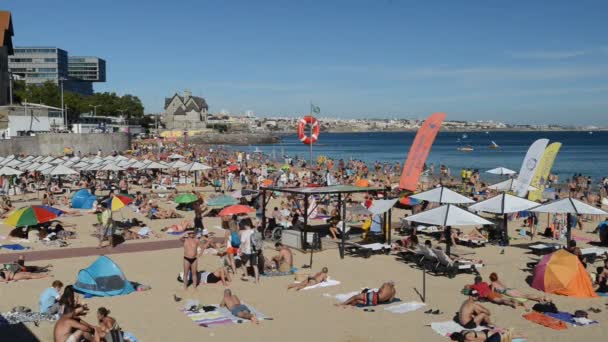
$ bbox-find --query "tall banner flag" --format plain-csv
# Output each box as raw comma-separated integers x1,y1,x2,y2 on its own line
528,142,561,201
514,138,549,197
399,112,446,191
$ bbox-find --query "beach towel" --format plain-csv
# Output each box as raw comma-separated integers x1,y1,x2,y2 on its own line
545,312,598,326
262,267,298,277
182,303,270,327
0,244,27,250
597,292,608,297
300,278,340,291
430,321,486,337
0,311,56,325
522,311,568,330
383,301,425,314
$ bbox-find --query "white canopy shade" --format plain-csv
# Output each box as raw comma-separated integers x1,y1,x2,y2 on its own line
62,160,76,167
68,156,80,162
6,159,22,167
486,179,537,192
180,162,212,172
368,199,399,215
531,197,607,215
469,193,539,214
144,161,168,170
168,153,184,159
73,161,90,169
0,166,23,176
405,204,494,227
410,186,474,204
25,162,41,171
22,156,34,161
103,155,116,161
100,163,125,171
85,163,103,171
117,160,134,168
129,161,147,169
17,162,32,170
169,160,189,169
32,156,43,162
45,164,78,176
36,163,54,172
90,157,104,164
486,167,516,176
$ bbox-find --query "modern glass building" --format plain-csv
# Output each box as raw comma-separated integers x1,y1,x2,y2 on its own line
8,47,106,96
68,56,106,82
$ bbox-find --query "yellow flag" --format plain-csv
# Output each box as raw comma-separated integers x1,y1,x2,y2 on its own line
528,142,561,201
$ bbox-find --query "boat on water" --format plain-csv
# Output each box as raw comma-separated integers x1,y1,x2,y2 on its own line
253,147,263,153
457,145,474,152
488,141,500,149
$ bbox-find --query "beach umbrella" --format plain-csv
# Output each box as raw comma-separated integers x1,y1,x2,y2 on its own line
44,164,78,176
486,167,517,176
531,250,598,298
6,159,22,167
168,153,184,160
179,162,211,172
347,204,372,215
5,205,65,227
226,165,239,172
73,161,90,169
174,193,198,204
410,186,474,204
41,156,54,163
129,161,147,169
32,156,43,162
36,163,54,172
219,204,255,216
22,156,34,162
469,193,539,245
406,204,493,255
104,195,133,211
0,166,23,176
169,160,188,169
25,162,41,172
207,194,239,208
398,196,422,206
487,179,537,192
49,158,63,165
100,163,125,172
144,161,168,170
281,164,290,171
531,197,607,244
17,162,32,170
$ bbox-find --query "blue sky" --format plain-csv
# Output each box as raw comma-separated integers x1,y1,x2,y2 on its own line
5,0,608,124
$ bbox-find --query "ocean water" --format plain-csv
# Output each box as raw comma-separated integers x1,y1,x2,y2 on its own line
248,131,608,182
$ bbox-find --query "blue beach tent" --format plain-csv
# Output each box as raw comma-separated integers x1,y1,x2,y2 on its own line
71,189,97,209
74,256,135,297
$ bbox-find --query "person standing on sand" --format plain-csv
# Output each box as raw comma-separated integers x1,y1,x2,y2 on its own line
98,202,114,249
180,230,211,290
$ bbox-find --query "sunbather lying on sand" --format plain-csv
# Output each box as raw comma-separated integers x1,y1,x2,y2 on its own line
0,270,49,282
337,281,396,307
489,272,545,302
450,328,524,342
220,289,259,324
288,267,329,291
124,224,160,240
465,276,518,309
161,220,192,233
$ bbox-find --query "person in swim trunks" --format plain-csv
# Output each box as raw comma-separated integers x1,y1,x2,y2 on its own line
220,289,259,324
180,230,211,290
489,272,545,304
287,267,329,291
450,328,522,342
337,281,396,307
272,242,293,273
458,291,494,329
466,276,518,308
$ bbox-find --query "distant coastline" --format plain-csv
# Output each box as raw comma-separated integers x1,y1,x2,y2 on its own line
274,127,606,135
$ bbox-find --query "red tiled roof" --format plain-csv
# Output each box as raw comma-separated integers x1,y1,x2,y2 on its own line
0,11,14,50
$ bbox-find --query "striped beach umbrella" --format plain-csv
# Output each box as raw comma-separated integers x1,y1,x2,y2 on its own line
5,205,65,227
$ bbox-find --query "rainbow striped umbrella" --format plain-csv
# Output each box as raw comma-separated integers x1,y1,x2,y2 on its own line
104,195,133,211
5,205,65,227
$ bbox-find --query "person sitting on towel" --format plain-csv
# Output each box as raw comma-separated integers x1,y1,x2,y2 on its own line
465,276,517,308
220,289,259,324
287,267,329,291
458,290,494,329
337,281,396,307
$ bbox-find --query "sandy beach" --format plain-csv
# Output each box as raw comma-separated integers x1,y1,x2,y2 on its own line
1,183,607,342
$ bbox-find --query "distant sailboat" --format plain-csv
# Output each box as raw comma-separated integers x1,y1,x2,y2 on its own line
462,134,468,139
488,141,500,149
457,145,474,152
253,147,262,153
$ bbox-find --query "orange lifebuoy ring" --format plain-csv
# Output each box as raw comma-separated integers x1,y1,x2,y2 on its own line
297,116,320,145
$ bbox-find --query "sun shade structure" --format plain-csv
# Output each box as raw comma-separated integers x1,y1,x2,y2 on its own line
469,193,539,245
74,256,135,297
219,204,255,216
168,153,185,159
99,163,125,172
0,165,23,176
143,161,168,170
531,250,598,298
174,193,198,204
169,160,189,169
487,179,537,192
104,195,133,211
206,194,239,208
71,189,97,209
5,205,64,227
486,167,516,176
409,186,474,204
368,199,399,215
260,185,391,266
406,204,494,255
179,162,211,172
531,197,607,243
44,164,79,176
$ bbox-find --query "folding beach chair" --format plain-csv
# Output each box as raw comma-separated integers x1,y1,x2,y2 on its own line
432,248,483,278
342,242,391,258
456,236,488,248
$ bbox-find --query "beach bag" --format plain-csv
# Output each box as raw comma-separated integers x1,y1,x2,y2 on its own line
251,230,263,252
532,301,558,314
230,231,241,248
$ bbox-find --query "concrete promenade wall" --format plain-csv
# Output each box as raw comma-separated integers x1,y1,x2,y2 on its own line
0,133,129,156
